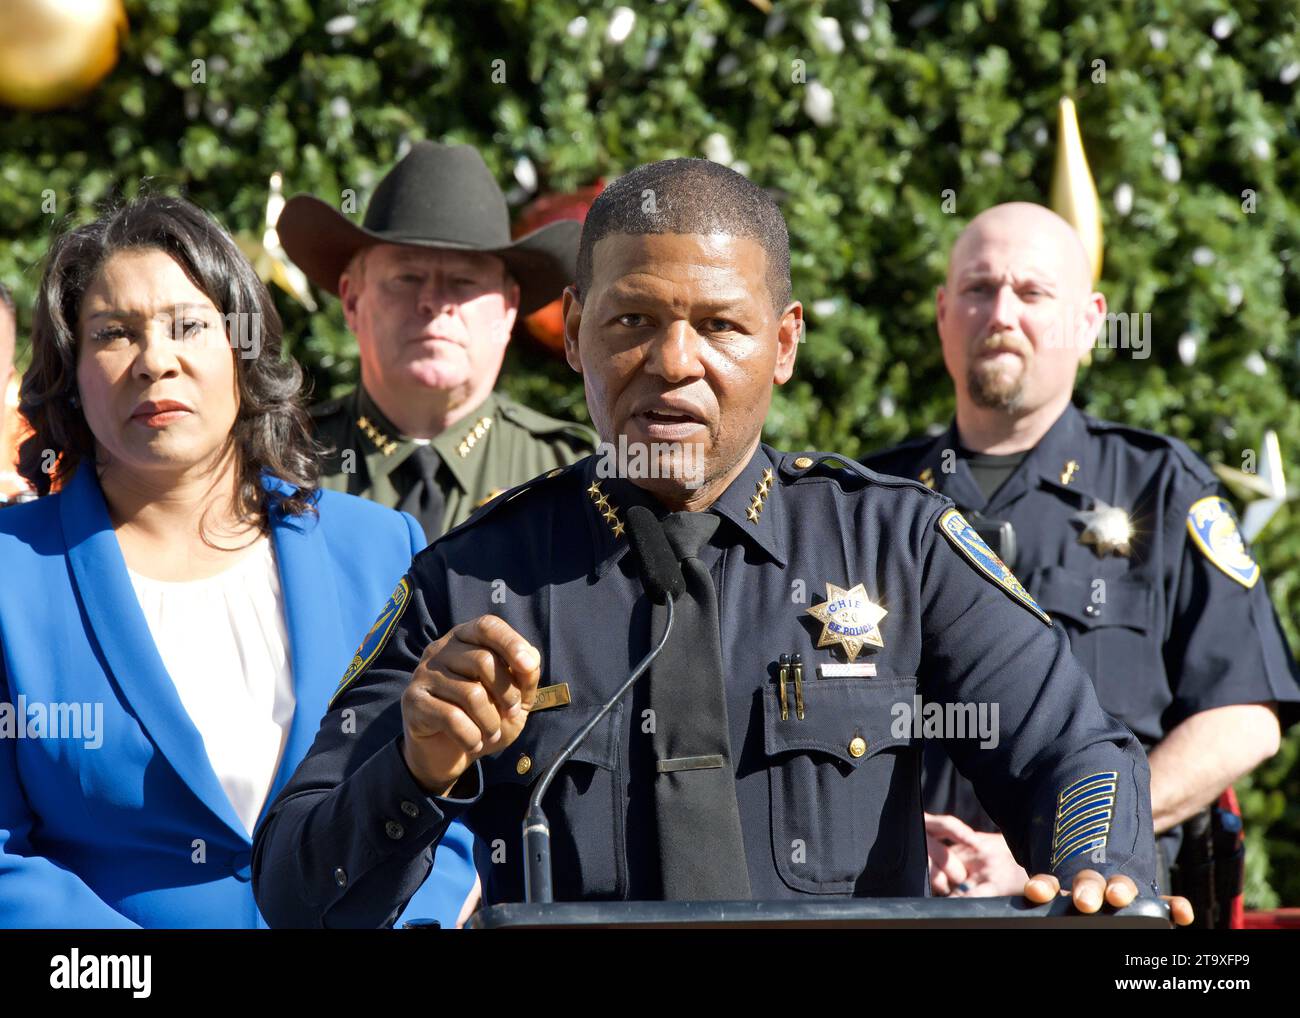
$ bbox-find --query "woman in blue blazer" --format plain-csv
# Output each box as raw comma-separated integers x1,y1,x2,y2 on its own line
0,195,474,928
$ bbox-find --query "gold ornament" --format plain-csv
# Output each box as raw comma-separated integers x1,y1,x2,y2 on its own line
1212,430,1295,543
235,172,319,311
1050,97,1103,283
0,0,127,111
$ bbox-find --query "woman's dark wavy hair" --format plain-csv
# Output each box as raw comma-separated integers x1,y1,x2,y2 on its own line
18,193,321,523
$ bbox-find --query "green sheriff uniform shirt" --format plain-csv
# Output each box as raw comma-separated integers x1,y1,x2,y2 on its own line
312,386,596,541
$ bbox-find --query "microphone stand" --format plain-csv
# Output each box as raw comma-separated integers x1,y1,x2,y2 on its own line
522,596,675,904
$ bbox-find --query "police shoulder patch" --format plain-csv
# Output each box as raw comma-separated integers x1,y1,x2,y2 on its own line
937,507,1051,625
1186,496,1259,588
330,577,411,708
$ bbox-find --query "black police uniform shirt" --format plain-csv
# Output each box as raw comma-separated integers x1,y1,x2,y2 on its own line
863,403,1300,859
252,443,1158,927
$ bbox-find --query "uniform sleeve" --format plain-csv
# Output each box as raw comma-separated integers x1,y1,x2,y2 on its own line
0,662,139,929
1162,486,1300,731
252,568,484,928
917,507,1159,893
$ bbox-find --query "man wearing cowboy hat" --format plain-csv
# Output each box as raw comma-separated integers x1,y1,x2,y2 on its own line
278,141,596,543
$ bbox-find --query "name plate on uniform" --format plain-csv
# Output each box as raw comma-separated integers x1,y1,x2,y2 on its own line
818,662,876,679
529,683,571,712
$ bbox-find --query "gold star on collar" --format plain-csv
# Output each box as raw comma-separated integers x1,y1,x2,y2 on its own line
747,468,774,524
586,480,625,539
357,415,399,457
455,415,493,458
805,582,887,663
1074,500,1133,557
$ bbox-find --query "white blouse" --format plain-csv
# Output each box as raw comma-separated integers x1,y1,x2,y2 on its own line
127,536,296,837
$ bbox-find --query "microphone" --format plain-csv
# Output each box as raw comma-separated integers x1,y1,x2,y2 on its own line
625,505,686,604
523,505,684,903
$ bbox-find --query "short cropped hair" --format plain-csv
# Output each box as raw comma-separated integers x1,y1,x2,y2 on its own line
576,158,791,312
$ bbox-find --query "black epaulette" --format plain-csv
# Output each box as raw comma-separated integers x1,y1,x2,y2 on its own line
777,450,945,500
1083,415,1218,487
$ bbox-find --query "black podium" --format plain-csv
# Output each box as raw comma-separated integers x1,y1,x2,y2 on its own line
463,896,1171,929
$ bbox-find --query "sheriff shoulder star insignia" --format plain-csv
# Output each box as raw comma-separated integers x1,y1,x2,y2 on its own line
805,582,886,662
1186,496,1259,588
1074,500,1134,558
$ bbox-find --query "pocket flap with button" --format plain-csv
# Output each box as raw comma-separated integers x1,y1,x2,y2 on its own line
1031,567,1154,633
762,676,917,765
481,701,622,785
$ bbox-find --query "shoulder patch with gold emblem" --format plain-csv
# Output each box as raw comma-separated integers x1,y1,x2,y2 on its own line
330,577,411,708
1186,496,1259,588
937,507,1051,625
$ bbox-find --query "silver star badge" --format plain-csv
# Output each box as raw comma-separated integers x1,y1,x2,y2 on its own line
1074,501,1134,558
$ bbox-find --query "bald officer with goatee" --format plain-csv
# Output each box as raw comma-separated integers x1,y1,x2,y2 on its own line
865,203,1300,914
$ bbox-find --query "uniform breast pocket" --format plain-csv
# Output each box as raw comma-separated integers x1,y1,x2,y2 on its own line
478,701,624,901
1031,567,1161,718
763,676,920,894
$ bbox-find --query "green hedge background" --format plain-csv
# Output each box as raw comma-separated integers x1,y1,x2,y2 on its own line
3,0,1298,906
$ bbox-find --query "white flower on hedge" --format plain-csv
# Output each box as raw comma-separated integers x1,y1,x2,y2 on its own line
1251,137,1271,160
1226,283,1243,309
814,17,845,53
1281,62,1300,85
1114,183,1134,216
329,97,351,120
513,156,537,193
1212,16,1233,39
1192,246,1215,266
804,82,834,125
566,16,588,38
1178,332,1199,366
325,15,357,35
1148,28,1167,50
704,133,734,166
1161,151,1181,183
1245,352,1267,376
607,7,635,45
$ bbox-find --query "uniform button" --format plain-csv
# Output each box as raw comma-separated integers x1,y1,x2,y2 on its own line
848,737,867,758
334,867,348,888
400,800,419,818
385,820,405,840
793,456,814,469
516,754,532,775
1084,604,1100,617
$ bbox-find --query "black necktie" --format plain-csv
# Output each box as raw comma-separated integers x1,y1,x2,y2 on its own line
647,511,752,900
396,445,445,544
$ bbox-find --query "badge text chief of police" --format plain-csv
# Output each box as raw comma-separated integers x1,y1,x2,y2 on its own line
253,161,1193,926
864,203,1300,900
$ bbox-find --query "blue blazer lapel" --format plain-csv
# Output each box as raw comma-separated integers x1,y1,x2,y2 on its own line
261,484,345,813
59,464,249,842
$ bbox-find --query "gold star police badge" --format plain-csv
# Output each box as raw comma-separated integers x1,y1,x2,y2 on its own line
805,582,886,662
1074,501,1134,558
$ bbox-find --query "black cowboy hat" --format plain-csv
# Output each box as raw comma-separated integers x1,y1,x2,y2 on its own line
276,141,579,315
